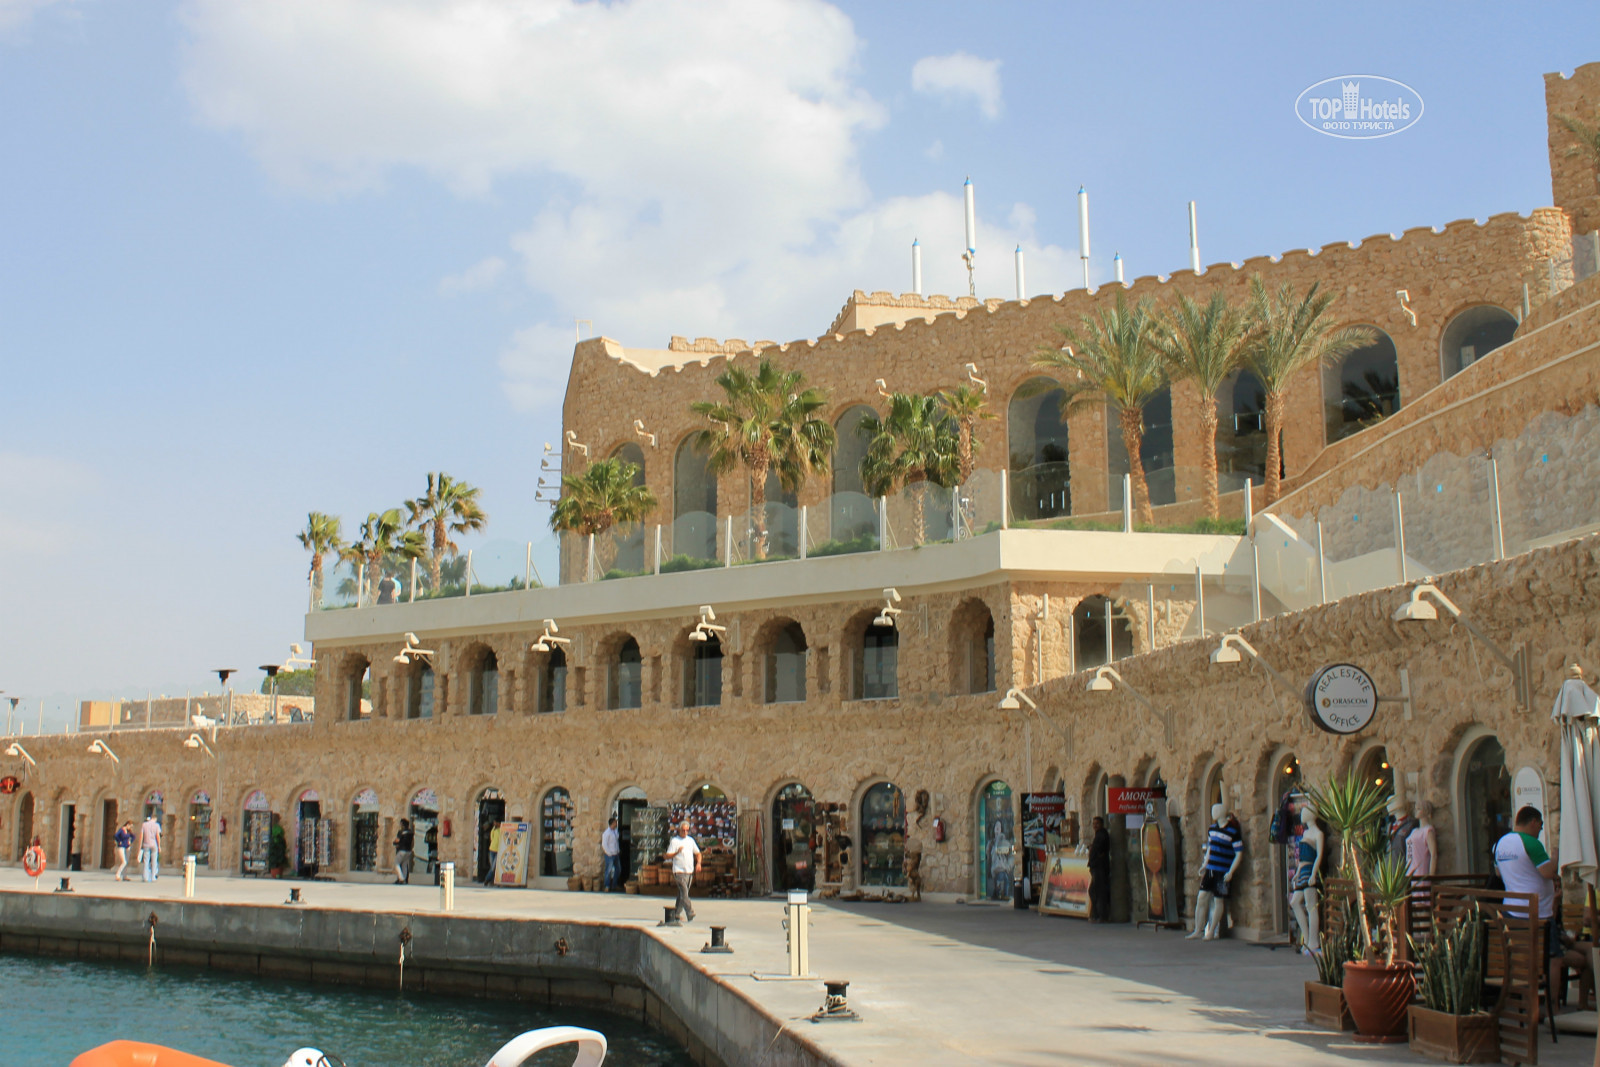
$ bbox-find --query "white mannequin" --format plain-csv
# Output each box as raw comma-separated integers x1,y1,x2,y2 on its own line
1405,799,1437,878
1186,803,1243,940
1387,793,1416,863
1288,798,1325,954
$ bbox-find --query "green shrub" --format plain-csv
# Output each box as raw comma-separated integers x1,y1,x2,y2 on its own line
810,533,879,557
660,554,721,574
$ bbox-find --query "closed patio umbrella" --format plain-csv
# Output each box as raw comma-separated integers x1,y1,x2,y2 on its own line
1554,666,1600,887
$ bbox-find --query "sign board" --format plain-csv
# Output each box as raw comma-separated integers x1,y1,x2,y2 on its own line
1513,767,1548,847
0,776,18,796
1107,786,1165,815
1305,663,1379,734
493,821,533,887
1038,851,1092,919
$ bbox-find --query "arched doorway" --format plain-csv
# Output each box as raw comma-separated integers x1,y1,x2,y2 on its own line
858,619,898,699
673,437,718,563
610,442,648,573
1218,369,1267,490
350,788,380,872
1008,378,1071,521
610,636,643,710
1073,595,1134,669
772,783,817,892
409,788,441,882
475,787,506,884
540,787,574,878
469,650,499,716
1441,305,1517,380
293,789,323,878
860,782,907,887
1270,754,1303,935
188,791,212,867
684,632,723,707
765,622,808,703
1459,735,1510,875
539,646,568,713
831,405,877,544
976,780,1016,901
405,662,435,719
15,792,34,859
241,790,272,876
611,786,649,881
1325,329,1400,444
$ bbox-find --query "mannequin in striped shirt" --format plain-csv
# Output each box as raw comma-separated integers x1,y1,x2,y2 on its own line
1186,804,1244,940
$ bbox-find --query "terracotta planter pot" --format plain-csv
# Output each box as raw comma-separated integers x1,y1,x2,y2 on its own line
1343,960,1416,1043
1304,981,1353,1031
1407,1006,1499,1064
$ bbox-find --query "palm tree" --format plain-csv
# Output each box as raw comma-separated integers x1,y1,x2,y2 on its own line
936,383,996,483
690,358,834,560
296,512,344,605
1149,292,1251,520
1244,277,1373,504
406,472,488,594
1033,293,1165,524
859,392,960,544
340,509,425,603
549,457,658,539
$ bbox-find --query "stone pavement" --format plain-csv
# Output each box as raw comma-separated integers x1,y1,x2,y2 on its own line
3,868,1593,1067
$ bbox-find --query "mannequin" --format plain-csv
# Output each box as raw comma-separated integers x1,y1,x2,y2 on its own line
1405,800,1437,879
1186,803,1244,940
1387,795,1416,863
1287,798,1325,955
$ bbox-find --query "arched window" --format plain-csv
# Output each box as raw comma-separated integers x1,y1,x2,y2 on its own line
950,599,996,694
1107,389,1175,509
1217,369,1267,490
469,649,498,716
856,619,898,700
350,788,380,872
1459,735,1510,875
684,632,723,707
976,780,1015,901
772,783,816,891
539,647,567,713
673,437,718,563
540,787,574,878
831,405,877,544
1325,328,1400,445
860,782,906,886
610,442,647,573
1008,378,1070,520
188,791,212,867
241,790,272,875
610,637,642,710
766,622,808,703
345,657,371,721
405,663,435,719
1440,305,1517,380
1073,595,1134,669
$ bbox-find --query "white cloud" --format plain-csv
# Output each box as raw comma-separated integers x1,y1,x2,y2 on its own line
439,255,506,297
911,52,1003,120
0,0,72,34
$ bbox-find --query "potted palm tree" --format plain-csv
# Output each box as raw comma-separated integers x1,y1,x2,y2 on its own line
1304,896,1358,1031
1148,292,1249,521
858,393,959,545
1408,902,1499,1063
296,511,344,608
549,457,659,577
1308,774,1415,1043
406,472,488,594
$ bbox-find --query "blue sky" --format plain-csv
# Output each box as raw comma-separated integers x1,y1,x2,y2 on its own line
2,0,1597,724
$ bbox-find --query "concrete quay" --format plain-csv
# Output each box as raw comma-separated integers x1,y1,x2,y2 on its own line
1,868,1593,1067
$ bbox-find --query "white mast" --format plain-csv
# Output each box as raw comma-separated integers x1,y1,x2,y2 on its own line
911,239,923,296
963,177,977,297
1114,252,1124,285
1077,186,1091,290
1188,200,1201,273
1014,246,1026,299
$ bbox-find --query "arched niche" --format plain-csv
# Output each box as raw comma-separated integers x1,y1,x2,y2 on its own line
1440,305,1517,380
1324,328,1400,445
1007,378,1070,521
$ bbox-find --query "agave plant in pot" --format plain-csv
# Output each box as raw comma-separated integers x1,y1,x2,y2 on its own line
1408,903,1498,1064
1304,897,1358,1031
1308,774,1415,1043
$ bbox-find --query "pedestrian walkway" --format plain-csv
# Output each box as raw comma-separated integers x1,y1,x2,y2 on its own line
2,868,1592,1066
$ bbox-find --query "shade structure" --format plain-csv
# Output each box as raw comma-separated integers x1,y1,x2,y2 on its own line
1554,676,1600,886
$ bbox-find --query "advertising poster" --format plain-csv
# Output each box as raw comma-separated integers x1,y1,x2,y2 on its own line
1039,851,1092,918
494,821,533,887
1020,792,1065,896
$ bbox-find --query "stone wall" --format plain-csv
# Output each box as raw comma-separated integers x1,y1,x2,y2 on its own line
1548,61,1600,239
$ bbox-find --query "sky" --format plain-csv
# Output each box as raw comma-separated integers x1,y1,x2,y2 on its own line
2,0,1597,726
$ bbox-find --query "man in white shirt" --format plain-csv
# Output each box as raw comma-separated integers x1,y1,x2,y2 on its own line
1494,805,1563,1007
139,814,162,882
601,817,622,892
664,820,702,922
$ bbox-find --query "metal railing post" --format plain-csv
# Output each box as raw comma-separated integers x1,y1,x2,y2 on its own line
409,557,417,602
464,549,474,596
724,514,733,568
586,534,596,582
1250,536,1262,623
1315,520,1327,604
1103,599,1113,665
653,525,663,574
1242,479,1254,533
878,496,889,551
1000,469,1009,530
1122,474,1133,533
1146,583,1156,650
525,542,533,589
1488,456,1505,560
799,505,808,560
1194,563,1205,638
1393,491,1408,584
357,562,365,607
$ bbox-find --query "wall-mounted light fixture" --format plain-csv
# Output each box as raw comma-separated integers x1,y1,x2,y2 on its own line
1211,633,1299,697
873,589,903,628
874,378,891,398
633,420,658,449
394,632,436,666
1000,687,1075,760
4,742,36,767
182,733,216,759
689,605,727,643
964,363,987,393
531,619,571,654
1396,289,1417,328
1393,580,1527,710
87,739,120,765
564,430,589,458
285,644,315,671
1087,666,1174,746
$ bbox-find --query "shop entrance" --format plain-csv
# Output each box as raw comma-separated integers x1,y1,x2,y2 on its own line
294,791,323,878
1270,755,1303,936
540,787,573,878
351,789,380,872
772,783,817,892
475,789,506,884
189,792,212,867
611,787,648,880
410,789,441,883
59,803,77,871
100,799,118,868
976,780,1015,901
1460,735,1510,875
860,782,906,887
241,791,271,875
15,792,34,859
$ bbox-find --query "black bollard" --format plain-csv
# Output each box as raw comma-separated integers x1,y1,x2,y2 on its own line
286,887,304,905
701,925,733,954
54,876,72,893
658,906,682,928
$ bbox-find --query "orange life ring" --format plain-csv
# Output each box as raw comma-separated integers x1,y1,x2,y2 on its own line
22,845,44,877
71,1040,234,1067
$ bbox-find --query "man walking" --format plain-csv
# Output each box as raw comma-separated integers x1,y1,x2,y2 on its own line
1087,815,1111,922
601,816,622,892
138,812,162,882
664,820,701,922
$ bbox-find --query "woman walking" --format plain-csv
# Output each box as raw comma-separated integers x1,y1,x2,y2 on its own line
112,820,134,881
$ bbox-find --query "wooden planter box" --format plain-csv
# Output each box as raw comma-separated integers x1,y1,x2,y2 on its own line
1407,1006,1500,1064
1304,981,1353,1031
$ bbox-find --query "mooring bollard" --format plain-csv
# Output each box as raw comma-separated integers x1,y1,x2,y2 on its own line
701,925,733,954
784,890,810,977
440,862,455,912
183,855,196,899
54,876,73,894
810,978,861,1023
658,905,681,928
285,886,304,905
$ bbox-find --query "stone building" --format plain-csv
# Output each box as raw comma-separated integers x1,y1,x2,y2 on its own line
6,61,1600,942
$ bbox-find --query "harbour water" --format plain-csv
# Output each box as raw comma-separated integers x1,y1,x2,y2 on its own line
2,952,694,1067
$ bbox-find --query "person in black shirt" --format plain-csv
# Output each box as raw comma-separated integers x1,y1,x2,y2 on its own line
393,818,415,884
1088,816,1112,923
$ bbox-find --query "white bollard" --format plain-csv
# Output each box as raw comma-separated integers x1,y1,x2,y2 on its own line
440,861,455,912
785,890,810,977
183,855,196,899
